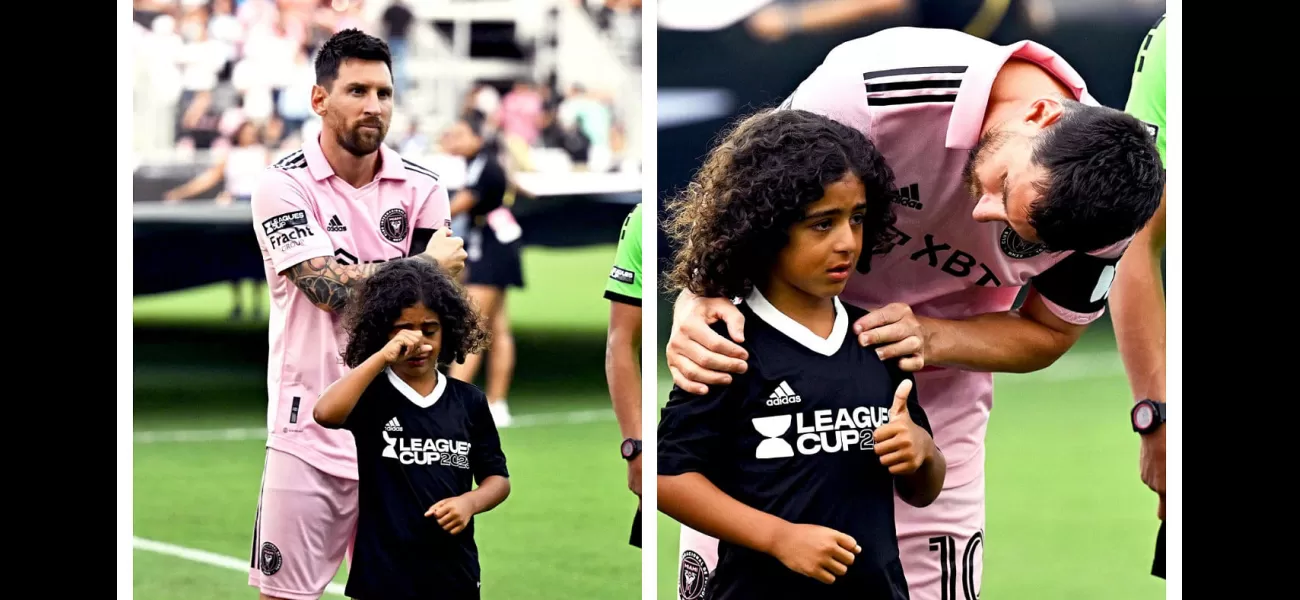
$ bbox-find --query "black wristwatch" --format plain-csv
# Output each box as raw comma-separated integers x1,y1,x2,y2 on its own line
1131,399,1165,435
620,438,642,461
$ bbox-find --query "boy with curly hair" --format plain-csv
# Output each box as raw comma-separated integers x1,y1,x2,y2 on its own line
314,259,510,600
658,108,945,600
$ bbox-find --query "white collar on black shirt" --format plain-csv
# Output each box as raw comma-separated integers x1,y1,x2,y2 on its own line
465,153,487,187
743,287,847,357
385,367,448,408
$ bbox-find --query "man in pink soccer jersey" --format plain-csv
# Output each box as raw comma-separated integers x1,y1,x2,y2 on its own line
246,29,467,600
665,27,1164,600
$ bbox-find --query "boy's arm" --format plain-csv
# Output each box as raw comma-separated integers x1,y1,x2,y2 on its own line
881,362,944,507
658,472,790,555
428,395,512,534
314,353,388,428
894,454,944,508
660,370,860,584
463,475,511,516
468,392,511,513
660,472,859,585
657,379,783,554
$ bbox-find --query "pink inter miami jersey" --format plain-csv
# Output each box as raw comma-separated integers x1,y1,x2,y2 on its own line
784,27,1128,487
251,133,451,480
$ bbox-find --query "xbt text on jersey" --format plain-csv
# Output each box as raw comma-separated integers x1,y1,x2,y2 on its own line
753,406,892,459
382,431,472,468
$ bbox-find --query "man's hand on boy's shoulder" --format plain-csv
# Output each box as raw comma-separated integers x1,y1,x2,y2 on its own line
853,303,928,372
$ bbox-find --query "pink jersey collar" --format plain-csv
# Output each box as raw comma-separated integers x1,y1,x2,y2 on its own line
302,131,409,183
946,40,1091,151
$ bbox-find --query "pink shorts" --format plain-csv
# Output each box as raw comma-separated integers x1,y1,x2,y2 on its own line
676,525,718,600
894,471,984,600
248,448,359,600
674,473,985,600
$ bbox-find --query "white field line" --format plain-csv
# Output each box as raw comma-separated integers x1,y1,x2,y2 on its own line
135,352,1123,444
131,536,348,597
134,408,616,443
132,353,1125,591
131,409,620,589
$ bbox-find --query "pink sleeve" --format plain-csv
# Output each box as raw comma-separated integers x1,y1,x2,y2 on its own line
414,183,451,231
1039,295,1106,326
251,170,335,274
1087,236,1132,261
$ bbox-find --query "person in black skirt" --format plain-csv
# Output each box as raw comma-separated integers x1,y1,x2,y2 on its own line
442,110,524,428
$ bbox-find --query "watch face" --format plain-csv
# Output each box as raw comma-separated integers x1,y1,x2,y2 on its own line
1134,405,1153,429
621,440,634,457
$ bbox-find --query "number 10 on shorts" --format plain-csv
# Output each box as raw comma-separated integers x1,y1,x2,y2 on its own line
929,531,983,600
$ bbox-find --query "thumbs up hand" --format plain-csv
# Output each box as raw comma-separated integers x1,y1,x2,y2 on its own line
873,379,935,476
889,379,911,419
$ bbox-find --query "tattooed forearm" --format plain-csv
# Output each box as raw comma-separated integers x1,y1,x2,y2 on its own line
286,257,381,313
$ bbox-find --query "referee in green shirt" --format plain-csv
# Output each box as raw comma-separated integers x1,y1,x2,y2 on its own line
605,203,644,547
1114,13,1167,581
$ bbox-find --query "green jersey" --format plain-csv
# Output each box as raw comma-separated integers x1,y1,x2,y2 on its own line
1125,14,1166,164
604,204,643,306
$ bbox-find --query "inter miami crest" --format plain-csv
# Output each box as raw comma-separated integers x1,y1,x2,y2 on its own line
380,208,409,243
260,541,282,576
999,225,1044,259
679,550,709,600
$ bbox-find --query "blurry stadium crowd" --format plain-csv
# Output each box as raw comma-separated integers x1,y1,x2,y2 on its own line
581,0,641,66
452,78,627,178
130,0,642,204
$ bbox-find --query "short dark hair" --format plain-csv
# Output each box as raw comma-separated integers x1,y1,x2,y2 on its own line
340,260,489,369
314,28,393,89
664,108,898,299
460,109,487,138
1028,100,1165,253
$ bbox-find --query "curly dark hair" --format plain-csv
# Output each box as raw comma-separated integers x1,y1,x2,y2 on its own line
663,108,899,299
315,28,393,89
340,259,489,369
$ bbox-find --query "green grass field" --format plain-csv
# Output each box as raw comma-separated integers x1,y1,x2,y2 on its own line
654,330,1168,600
133,246,641,600
134,244,1167,600
133,246,615,335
